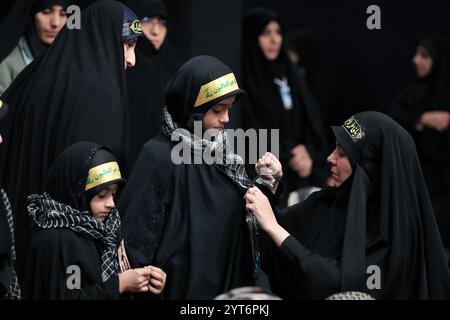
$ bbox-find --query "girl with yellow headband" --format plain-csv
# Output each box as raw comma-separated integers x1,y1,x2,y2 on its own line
23,142,166,299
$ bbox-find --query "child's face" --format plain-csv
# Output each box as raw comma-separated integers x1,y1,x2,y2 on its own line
202,95,235,136
90,184,118,222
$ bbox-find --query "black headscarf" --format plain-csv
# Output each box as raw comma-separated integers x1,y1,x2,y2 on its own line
165,55,245,130
241,8,328,189
28,141,124,282
285,29,320,94
0,0,130,283
0,0,69,63
122,0,180,174
123,0,169,21
417,35,450,108
161,55,252,189
45,142,125,212
274,111,450,299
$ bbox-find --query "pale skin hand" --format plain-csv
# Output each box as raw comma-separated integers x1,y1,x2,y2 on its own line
119,267,152,293
244,186,290,247
146,266,167,295
289,144,313,178
118,266,167,294
255,152,283,194
419,111,450,132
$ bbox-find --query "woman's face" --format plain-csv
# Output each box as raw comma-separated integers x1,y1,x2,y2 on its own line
34,5,67,45
123,39,137,69
141,16,168,50
89,184,118,222
202,95,235,136
327,145,353,187
413,45,433,78
258,20,282,61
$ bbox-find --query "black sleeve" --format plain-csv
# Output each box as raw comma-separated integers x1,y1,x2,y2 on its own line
390,86,423,132
280,236,340,289
262,235,340,299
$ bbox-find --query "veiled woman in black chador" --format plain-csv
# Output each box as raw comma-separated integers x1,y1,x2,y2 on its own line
120,55,283,299
122,0,181,175
0,0,69,95
390,35,450,254
24,141,166,299
245,111,450,299
0,0,142,283
240,8,329,198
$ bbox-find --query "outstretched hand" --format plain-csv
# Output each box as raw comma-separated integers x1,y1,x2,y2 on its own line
244,187,290,246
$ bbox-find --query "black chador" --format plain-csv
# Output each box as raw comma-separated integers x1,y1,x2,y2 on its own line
263,112,450,299
120,56,280,299
0,0,141,282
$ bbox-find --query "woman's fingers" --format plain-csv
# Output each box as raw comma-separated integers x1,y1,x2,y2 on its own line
148,284,163,295
150,277,164,289
246,203,258,214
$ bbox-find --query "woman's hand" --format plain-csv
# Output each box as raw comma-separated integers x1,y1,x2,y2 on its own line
146,266,167,295
245,187,290,246
419,111,450,132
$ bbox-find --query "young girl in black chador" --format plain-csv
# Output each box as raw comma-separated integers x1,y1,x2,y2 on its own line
120,55,283,299
0,0,142,283
24,142,166,299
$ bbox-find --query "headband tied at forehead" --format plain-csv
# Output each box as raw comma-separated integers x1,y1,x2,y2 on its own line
85,161,122,191
194,73,240,108
332,115,367,165
122,5,143,42
342,116,366,142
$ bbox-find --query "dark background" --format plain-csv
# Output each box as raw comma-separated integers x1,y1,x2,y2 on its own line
2,0,449,129
164,0,450,129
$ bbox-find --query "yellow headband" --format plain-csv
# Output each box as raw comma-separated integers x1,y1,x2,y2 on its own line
85,161,122,191
194,73,239,108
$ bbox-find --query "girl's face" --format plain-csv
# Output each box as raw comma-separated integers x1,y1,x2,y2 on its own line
413,45,433,78
258,20,282,61
90,184,118,222
327,145,353,187
202,95,235,136
34,5,67,45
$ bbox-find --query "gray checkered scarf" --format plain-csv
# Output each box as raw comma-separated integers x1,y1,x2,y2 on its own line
161,106,253,190
1,189,21,299
27,193,120,282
